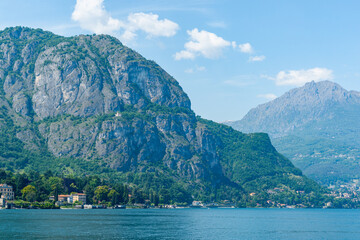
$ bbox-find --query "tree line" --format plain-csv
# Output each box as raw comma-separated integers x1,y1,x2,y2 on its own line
0,169,191,206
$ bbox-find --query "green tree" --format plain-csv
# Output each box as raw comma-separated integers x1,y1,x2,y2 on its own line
21,185,37,202
45,177,64,201
94,185,109,203
14,174,29,198
108,189,119,206
122,185,129,204
70,183,78,192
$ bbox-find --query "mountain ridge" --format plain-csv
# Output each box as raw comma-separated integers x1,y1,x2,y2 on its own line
226,80,360,185
0,27,325,205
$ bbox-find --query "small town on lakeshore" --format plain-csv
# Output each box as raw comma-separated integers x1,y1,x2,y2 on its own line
1,175,360,210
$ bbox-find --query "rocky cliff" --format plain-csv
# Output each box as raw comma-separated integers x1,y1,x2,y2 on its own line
0,27,323,202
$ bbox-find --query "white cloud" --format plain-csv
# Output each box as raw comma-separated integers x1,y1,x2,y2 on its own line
174,28,231,60
249,55,266,62
72,0,179,43
121,30,137,42
125,12,179,39
273,68,333,86
72,0,122,34
231,41,237,49
238,43,253,53
258,93,277,101
175,50,195,60
237,43,266,62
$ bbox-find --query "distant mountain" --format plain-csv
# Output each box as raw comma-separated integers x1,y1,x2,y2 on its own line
226,81,360,185
0,27,325,206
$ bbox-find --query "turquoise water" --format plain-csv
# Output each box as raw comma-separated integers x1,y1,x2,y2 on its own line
0,208,359,239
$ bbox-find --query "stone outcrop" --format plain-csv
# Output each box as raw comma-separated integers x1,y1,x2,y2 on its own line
0,27,313,194
0,27,220,182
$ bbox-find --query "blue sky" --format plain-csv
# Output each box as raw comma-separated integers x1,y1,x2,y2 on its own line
1,0,360,122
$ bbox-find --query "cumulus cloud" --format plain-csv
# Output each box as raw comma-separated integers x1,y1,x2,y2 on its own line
258,93,277,101
124,12,179,40
249,55,266,62
175,29,231,60
175,50,196,60
272,68,333,86
72,0,179,42
238,43,253,53
72,0,122,34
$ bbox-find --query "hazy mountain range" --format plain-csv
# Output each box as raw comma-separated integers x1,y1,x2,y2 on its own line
226,81,360,185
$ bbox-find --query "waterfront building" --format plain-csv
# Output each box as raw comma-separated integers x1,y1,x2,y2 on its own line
58,194,70,203
72,193,87,204
190,201,203,208
57,193,87,204
0,184,14,200
67,195,73,204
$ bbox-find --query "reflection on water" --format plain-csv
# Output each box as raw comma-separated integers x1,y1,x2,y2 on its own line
0,208,360,239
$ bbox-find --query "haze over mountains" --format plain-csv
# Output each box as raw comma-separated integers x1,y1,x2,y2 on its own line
0,27,325,205
227,81,360,185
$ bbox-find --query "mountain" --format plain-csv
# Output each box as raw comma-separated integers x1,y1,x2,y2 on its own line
0,27,325,206
227,81,360,185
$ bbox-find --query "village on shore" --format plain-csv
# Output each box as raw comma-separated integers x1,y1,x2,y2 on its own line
0,183,235,209
1,183,359,210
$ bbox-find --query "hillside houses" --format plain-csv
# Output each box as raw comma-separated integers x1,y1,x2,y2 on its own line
54,193,87,204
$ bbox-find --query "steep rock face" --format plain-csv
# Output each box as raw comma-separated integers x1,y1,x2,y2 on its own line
0,27,319,199
227,81,360,185
0,28,190,119
0,27,219,182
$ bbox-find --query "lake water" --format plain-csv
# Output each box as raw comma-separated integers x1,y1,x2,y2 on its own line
0,208,359,239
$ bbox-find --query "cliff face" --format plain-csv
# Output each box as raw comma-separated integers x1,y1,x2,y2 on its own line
0,27,216,180
1,27,190,119
0,27,319,199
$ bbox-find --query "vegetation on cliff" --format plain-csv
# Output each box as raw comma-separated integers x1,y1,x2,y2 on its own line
0,27,334,207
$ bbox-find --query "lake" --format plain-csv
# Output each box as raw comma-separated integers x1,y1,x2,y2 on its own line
0,208,359,239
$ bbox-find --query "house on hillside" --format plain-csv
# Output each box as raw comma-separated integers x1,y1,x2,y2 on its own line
0,184,14,200
58,195,71,203
72,193,87,204
57,193,87,204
